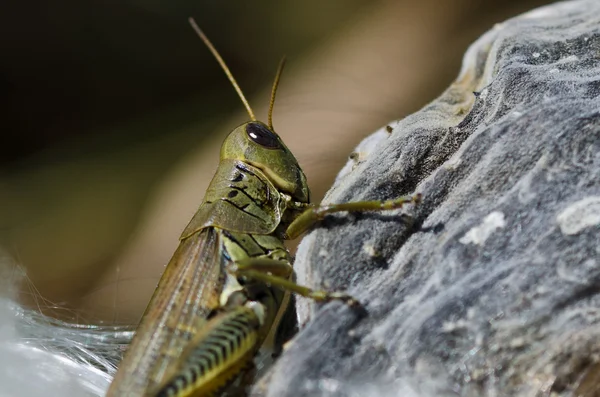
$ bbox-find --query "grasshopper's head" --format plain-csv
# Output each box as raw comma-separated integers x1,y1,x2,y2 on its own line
221,121,310,203
187,19,310,203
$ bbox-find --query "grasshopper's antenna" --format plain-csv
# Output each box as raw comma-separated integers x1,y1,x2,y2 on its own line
188,17,256,121
268,56,286,130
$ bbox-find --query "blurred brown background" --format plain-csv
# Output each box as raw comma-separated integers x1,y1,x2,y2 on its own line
0,0,553,324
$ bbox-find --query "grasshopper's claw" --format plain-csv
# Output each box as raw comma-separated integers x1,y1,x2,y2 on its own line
329,292,361,307
333,294,368,318
314,291,367,317
323,292,365,313
413,192,423,204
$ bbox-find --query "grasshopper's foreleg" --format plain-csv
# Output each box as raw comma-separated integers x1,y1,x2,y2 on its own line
230,258,359,306
285,193,422,239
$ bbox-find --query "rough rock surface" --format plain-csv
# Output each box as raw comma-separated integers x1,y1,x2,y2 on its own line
256,1,600,396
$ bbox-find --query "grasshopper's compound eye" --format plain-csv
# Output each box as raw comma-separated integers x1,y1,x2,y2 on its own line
246,122,280,149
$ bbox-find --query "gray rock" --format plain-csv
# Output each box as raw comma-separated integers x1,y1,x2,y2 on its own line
256,1,600,396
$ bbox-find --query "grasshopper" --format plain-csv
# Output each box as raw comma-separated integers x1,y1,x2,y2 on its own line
106,17,421,397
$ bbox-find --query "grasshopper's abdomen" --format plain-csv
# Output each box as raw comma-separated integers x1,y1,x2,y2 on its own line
156,305,262,397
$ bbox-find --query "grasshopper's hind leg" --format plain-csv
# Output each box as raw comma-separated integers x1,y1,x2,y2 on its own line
154,305,262,397
231,258,360,306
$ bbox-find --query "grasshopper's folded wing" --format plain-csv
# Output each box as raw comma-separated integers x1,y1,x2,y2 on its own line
107,227,226,396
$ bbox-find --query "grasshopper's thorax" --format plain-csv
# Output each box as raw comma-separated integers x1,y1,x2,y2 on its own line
218,229,291,305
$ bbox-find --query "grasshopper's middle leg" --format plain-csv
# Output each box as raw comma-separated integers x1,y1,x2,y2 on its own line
231,258,359,306
285,193,421,239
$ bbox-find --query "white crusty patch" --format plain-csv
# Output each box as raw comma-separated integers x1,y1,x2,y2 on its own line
556,196,600,235
459,211,507,246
